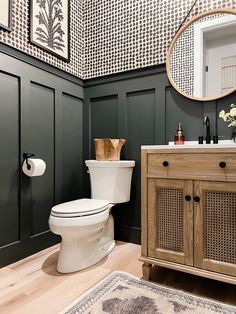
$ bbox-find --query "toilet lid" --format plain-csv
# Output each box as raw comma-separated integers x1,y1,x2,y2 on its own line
51,198,110,217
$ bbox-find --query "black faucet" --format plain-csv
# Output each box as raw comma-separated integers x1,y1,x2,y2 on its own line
204,116,211,144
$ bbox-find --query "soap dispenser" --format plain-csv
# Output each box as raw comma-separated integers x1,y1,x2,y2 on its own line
174,123,185,145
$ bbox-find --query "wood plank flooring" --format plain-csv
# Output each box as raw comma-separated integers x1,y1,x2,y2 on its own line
0,242,235,313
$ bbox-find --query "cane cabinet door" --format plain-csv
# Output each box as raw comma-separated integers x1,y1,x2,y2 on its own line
194,181,236,276
147,178,193,265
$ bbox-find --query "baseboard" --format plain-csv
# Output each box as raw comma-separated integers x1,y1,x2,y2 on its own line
114,224,141,245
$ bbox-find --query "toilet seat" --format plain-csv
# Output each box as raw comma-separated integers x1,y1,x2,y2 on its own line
51,198,110,218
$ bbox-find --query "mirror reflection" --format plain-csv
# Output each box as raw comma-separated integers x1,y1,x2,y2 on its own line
167,10,236,101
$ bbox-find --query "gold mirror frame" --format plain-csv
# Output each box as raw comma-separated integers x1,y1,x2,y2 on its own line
166,8,236,101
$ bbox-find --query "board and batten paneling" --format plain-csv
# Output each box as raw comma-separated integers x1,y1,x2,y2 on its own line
0,52,84,267
84,65,236,244
0,72,20,247
124,89,156,228
60,93,83,203
165,87,205,142
1,49,235,265
90,95,118,157
27,82,55,236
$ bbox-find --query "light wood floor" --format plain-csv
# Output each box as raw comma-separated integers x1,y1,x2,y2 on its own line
0,242,236,314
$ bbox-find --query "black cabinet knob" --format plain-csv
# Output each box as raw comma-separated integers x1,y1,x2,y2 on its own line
185,195,191,201
163,161,169,167
194,196,200,202
219,161,226,168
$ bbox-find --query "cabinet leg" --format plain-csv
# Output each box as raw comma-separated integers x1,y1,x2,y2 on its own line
142,263,152,280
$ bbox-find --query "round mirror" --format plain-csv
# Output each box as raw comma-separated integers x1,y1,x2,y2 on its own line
166,9,236,101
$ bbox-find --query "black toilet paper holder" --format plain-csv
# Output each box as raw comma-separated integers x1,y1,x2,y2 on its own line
23,152,35,170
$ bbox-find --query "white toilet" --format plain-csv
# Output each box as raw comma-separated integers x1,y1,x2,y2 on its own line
49,160,135,273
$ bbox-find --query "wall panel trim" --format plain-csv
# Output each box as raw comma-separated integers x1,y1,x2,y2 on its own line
84,64,167,87
0,52,84,267
0,43,83,86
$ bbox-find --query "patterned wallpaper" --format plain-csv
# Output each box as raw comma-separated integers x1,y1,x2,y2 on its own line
0,0,235,79
83,0,236,79
0,0,84,78
170,13,228,97
170,25,194,96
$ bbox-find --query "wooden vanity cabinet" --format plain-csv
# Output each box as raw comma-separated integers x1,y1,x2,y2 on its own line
140,147,236,285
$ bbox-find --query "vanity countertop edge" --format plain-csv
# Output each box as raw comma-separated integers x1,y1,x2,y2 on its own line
141,144,236,153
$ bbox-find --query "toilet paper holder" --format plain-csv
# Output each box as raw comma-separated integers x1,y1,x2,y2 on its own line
23,152,35,170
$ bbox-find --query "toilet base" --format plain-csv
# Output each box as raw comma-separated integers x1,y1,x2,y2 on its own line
57,238,115,274
49,207,115,274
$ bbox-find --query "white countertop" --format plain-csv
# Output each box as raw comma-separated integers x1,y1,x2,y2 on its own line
141,140,235,149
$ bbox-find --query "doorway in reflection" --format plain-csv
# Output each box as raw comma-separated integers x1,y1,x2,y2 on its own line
194,14,236,98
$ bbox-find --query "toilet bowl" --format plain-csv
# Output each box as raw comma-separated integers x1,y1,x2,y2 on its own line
49,198,115,273
49,160,135,273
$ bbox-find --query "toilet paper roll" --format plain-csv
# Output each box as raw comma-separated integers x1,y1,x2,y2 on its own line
22,158,46,177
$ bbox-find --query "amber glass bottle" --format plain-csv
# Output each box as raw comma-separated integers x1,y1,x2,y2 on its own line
174,123,185,144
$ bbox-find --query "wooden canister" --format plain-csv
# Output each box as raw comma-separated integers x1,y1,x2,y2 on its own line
94,138,126,160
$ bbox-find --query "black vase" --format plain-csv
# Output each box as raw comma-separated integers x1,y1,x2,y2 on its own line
232,127,236,143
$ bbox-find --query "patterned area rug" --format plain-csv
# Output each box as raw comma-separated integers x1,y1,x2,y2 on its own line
61,271,236,314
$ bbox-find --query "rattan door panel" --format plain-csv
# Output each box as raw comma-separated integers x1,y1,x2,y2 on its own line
194,181,236,277
147,178,193,265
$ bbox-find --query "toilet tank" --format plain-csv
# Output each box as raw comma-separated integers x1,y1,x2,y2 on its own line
85,160,135,203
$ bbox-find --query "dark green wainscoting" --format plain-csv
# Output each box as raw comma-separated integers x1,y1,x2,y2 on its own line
0,51,84,267
1,44,235,266
84,65,236,244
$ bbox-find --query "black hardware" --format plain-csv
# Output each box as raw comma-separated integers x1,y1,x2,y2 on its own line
219,161,226,168
23,152,35,170
185,195,191,201
213,135,218,144
205,135,211,144
204,116,211,144
163,161,169,167
194,196,200,202
198,136,203,144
